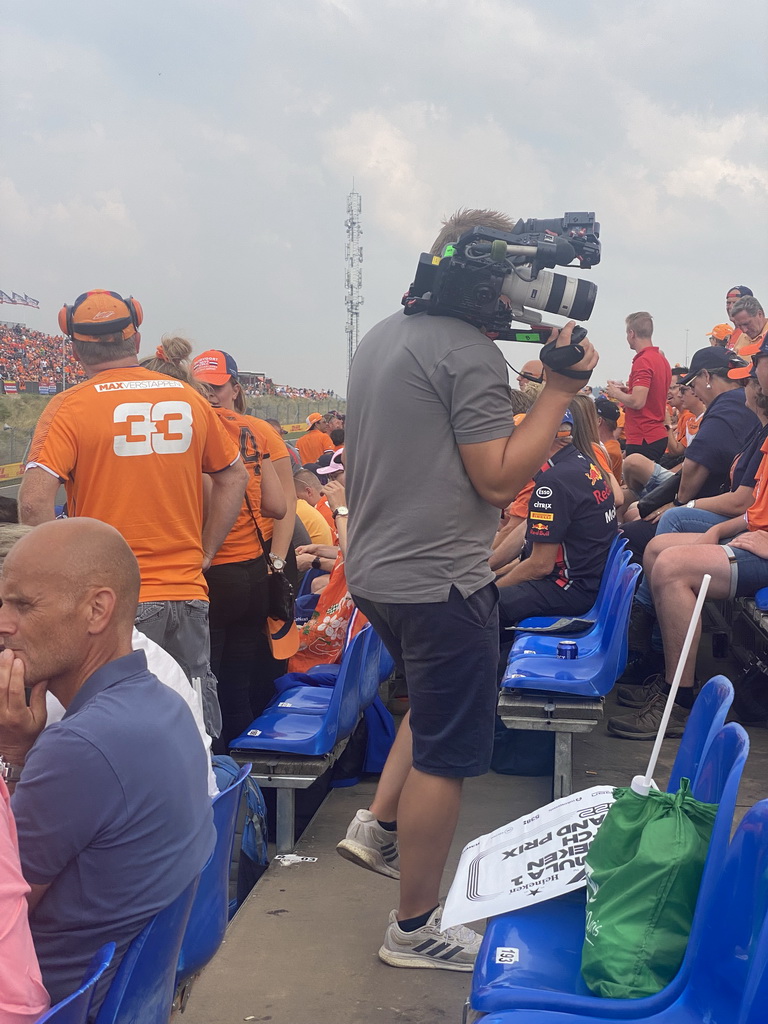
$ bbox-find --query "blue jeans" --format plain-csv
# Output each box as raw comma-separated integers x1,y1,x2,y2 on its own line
635,506,732,611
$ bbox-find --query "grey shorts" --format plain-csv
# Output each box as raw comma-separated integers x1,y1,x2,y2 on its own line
134,599,220,739
721,546,768,601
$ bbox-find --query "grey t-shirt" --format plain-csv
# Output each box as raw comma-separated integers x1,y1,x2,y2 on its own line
345,310,515,603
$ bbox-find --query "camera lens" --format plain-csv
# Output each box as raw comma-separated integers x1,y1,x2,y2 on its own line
501,270,598,321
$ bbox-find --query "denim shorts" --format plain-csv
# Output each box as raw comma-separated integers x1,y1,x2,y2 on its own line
351,584,499,778
721,546,768,600
639,462,675,498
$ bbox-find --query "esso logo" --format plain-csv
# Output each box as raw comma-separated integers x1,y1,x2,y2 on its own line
536,486,553,499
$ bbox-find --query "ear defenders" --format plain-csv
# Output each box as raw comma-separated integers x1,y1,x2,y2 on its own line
58,290,143,340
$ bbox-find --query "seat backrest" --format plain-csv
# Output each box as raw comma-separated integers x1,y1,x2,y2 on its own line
674,723,750,974
357,628,395,711
331,624,371,743
175,764,251,986
686,799,768,1022
94,876,199,1024
591,537,630,618
38,944,115,1024
667,676,734,793
740,869,768,1024
598,560,641,674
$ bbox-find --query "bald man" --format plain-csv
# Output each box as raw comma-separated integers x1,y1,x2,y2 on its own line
0,519,214,1013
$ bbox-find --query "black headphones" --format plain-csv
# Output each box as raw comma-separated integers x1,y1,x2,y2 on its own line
58,290,143,338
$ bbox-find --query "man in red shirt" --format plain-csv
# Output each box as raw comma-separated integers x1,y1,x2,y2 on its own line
605,311,671,463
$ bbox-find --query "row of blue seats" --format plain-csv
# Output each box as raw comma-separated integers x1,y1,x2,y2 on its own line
502,535,641,698
467,677,766,1023
37,763,251,1024
229,622,395,759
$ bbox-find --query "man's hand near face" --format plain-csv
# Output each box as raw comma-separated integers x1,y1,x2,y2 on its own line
0,648,47,767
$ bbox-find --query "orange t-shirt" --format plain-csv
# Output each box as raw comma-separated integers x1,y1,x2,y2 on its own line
210,409,271,566
295,428,331,465
592,443,612,482
252,418,291,543
315,495,338,543
26,367,239,601
509,480,535,520
604,438,623,484
676,409,693,447
745,441,768,532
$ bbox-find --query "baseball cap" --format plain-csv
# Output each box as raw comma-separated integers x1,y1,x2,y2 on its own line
316,448,344,476
681,347,747,385
707,324,732,341
595,396,620,423
60,289,143,342
192,350,239,386
306,413,323,426
266,617,300,659
727,285,754,298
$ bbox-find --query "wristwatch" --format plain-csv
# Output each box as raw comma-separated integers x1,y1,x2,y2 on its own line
686,500,696,509
332,506,349,520
269,553,286,571
0,755,23,783
312,556,323,570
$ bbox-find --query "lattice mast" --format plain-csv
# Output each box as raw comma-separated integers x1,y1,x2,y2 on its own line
345,187,363,379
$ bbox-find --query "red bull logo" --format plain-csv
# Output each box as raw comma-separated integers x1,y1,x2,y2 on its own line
530,522,549,534
585,463,603,485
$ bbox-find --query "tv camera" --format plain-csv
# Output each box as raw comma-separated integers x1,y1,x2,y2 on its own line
402,212,600,377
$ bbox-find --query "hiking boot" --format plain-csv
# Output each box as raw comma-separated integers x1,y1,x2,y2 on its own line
616,673,666,709
617,648,665,687
628,600,656,650
336,809,400,879
606,688,690,740
378,907,482,971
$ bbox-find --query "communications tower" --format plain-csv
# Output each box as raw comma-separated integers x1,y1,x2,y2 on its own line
345,186,363,379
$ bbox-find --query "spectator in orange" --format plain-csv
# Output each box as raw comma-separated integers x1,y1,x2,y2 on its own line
725,285,754,352
595,396,623,483
730,296,767,359
296,413,332,465
707,323,732,348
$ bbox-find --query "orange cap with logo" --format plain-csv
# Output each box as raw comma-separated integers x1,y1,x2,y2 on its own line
58,290,143,342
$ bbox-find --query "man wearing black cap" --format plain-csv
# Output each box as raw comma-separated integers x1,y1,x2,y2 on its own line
17,290,248,737
609,338,768,738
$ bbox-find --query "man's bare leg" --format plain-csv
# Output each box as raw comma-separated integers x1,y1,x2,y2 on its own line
651,546,732,689
395,768,462,920
370,710,413,822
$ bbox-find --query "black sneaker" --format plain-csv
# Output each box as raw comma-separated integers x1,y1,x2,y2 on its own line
616,673,666,709
607,689,690,740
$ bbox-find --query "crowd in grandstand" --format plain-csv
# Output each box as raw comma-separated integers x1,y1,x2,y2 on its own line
0,230,766,1016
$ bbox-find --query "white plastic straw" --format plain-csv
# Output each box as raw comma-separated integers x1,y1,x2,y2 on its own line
630,573,712,796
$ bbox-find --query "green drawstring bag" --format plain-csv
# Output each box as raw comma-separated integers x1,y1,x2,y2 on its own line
581,778,717,999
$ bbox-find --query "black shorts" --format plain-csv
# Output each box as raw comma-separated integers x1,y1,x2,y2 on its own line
497,578,598,632
351,584,499,779
624,437,668,464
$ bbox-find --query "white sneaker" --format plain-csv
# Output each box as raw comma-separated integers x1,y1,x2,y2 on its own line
336,809,400,879
378,907,482,971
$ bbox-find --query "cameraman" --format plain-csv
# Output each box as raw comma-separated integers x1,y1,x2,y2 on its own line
337,209,598,970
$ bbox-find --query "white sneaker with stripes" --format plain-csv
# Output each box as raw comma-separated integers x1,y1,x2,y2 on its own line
378,907,482,971
336,809,400,879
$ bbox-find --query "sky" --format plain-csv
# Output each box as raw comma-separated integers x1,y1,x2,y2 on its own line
2,0,767,397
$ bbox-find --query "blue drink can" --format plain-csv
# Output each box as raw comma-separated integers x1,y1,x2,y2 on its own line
556,641,578,660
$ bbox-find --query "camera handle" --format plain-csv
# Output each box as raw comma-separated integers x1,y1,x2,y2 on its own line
539,326,592,380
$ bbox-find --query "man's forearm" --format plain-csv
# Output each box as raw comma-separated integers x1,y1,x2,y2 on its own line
269,458,297,559
496,552,552,589
203,465,247,564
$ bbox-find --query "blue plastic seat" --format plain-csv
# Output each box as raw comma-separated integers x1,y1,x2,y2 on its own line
667,675,733,792
469,722,749,1019
94,876,199,1024
472,798,768,1024
514,535,629,635
357,628,395,711
510,551,632,662
37,944,115,1024
501,562,641,697
175,763,251,1000
229,625,371,757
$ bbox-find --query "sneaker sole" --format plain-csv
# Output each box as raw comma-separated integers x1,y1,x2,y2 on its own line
606,721,687,740
336,839,400,879
377,945,474,971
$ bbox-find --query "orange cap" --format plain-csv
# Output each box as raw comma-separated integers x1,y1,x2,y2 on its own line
306,413,323,426
59,290,143,342
708,324,732,341
266,617,300,659
192,350,239,386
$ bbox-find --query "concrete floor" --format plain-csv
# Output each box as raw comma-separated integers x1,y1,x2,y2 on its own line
181,669,768,1024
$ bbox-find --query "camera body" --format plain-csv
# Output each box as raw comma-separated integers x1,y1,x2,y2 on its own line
402,213,600,346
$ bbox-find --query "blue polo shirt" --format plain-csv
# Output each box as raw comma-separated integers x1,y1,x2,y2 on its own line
12,651,215,1009
686,388,760,497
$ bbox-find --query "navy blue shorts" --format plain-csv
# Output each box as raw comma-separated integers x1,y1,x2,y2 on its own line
351,584,499,779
